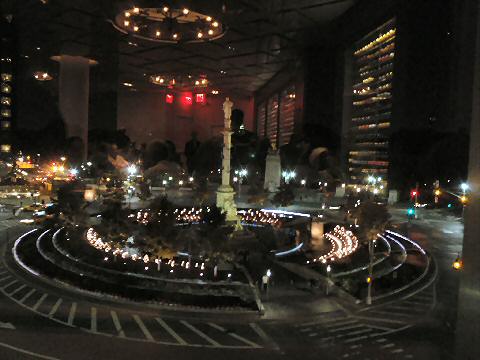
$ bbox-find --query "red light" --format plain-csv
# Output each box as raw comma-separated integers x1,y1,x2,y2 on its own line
166,94,174,104
184,95,192,105
196,93,206,104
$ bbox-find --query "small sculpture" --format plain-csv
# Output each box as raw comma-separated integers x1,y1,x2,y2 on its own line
223,97,233,120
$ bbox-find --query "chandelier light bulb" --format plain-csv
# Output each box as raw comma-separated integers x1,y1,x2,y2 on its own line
212,21,219,27
206,16,212,21
159,78,164,83
133,7,140,14
163,6,169,12
208,29,214,35
201,79,206,84
133,25,139,32
125,11,131,17
124,20,130,26
172,33,178,39
197,32,203,38
183,8,189,15
156,30,161,37
195,80,200,85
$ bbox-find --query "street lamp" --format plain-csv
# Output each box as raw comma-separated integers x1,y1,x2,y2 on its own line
460,183,469,193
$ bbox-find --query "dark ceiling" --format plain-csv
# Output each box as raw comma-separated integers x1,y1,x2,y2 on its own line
8,0,357,96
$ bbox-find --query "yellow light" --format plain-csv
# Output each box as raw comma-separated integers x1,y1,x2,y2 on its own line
133,7,140,14
124,19,130,26
172,33,178,39
156,30,161,37
208,29,214,35
195,80,200,85
197,32,203,38
59,165,65,172
163,6,169,12
124,11,131,17
434,189,441,196
212,21,219,27
366,276,372,284
453,258,463,270
461,195,468,203
206,16,212,21
133,25,139,32
183,8,189,15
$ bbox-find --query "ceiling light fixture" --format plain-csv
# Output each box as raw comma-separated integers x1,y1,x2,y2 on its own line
33,71,52,81
150,74,209,90
112,5,225,44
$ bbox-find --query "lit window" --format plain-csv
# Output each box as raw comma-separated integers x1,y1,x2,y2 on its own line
0,97,10,106
1,108,11,117
1,144,11,153
1,83,11,94
1,73,12,82
1,121,10,129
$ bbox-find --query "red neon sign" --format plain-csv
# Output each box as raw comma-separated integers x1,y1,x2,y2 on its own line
184,95,193,105
166,94,174,103
196,93,206,104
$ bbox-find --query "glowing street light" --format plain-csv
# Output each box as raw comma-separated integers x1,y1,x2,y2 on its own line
127,164,137,175
460,183,469,193
453,256,463,270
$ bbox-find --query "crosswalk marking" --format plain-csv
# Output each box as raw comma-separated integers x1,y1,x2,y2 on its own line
32,294,48,311
381,343,395,349
330,324,362,333
207,322,261,348
67,302,77,325
0,275,12,283
181,320,221,346
391,348,404,353
249,323,280,351
90,307,97,333
133,314,154,341
7,284,26,296
1,279,18,290
110,311,125,338
325,319,358,328
19,289,35,303
48,298,63,317
155,317,186,345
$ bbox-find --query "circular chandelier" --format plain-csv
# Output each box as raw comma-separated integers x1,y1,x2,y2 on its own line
112,5,226,44
149,74,209,89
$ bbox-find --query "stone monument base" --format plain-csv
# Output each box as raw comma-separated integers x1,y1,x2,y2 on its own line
216,185,239,223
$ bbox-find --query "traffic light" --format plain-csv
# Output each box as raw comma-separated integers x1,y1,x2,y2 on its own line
434,189,441,196
410,190,417,198
407,208,415,216
461,195,468,204
366,276,372,284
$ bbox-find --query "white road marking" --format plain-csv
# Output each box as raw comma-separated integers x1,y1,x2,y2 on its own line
391,348,404,353
338,328,372,338
19,289,35,303
381,343,395,349
0,321,15,329
90,307,97,333
308,332,318,337
0,341,60,360
7,284,26,296
110,311,125,338
48,298,63,317
155,317,186,345
208,322,261,348
32,294,48,311
1,279,18,290
181,320,221,346
249,323,280,350
133,314,154,341
325,319,358,328
0,275,11,282
330,324,363,333
376,338,387,342
67,302,77,325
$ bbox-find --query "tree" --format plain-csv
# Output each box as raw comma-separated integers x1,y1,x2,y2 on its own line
56,181,88,226
354,200,391,243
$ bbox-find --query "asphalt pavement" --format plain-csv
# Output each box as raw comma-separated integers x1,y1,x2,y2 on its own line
0,207,465,360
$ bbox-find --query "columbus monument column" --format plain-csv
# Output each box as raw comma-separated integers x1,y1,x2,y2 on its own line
216,97,239,222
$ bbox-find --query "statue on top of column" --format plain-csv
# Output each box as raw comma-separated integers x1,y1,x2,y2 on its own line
223,97,233,120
